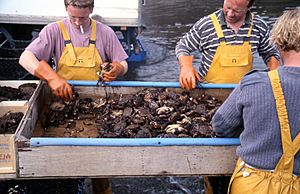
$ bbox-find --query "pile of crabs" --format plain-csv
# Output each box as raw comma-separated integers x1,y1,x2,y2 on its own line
0,83,37,102
44,88,222,138
0,83,37,134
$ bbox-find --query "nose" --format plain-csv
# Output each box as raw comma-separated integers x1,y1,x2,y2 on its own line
73,19,81,26
227,10,235,17
71,17,83,27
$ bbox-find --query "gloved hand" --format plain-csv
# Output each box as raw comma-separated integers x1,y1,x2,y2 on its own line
179,55,201,90
102,61,125,82
34,60,73,101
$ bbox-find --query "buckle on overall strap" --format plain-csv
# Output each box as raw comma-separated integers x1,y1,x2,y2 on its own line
89,40,96,44
65,40,72,45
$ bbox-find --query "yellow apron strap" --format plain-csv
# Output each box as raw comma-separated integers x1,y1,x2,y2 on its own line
90,19,97,42
88,19,97,63
268,70,293,151
57,21,70,40
210,13,225,45
268,70,295,175
57,21,77,61
247,14,254,37
243,13,254,46
210,13,253,44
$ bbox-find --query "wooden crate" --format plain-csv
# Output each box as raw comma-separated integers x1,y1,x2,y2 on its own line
0,80,40,179
0,80,40,105
0,135,16,178
0,103,28,179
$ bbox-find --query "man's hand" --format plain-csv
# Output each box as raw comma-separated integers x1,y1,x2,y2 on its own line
34,60,73,101
179,55,201,90
47,77,73,101
102,62,125,82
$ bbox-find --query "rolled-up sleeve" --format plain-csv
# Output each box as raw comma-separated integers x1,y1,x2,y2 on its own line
256,18,281,64
175,18,206,59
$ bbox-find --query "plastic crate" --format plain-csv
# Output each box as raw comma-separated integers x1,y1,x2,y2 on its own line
119,38,147,63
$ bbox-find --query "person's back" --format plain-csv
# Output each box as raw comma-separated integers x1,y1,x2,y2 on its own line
212,7,300,194
220,67,300,174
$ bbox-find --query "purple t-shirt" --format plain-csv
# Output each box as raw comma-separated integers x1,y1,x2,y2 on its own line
26,18,128,68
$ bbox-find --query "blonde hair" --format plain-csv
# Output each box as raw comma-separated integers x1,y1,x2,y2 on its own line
270,7,300,52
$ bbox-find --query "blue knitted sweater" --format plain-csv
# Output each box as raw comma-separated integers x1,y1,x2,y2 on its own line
212,66,300,175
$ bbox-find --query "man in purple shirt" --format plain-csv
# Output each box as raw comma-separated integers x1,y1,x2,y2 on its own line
19,0,128,194
19,0,128,101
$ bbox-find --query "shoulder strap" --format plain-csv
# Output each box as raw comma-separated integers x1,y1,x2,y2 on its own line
88,19,97,61
90,19,97,42
268,70,293,153
57,21,76,61
268,70,300,176
247,13,254,38
210,13,225,43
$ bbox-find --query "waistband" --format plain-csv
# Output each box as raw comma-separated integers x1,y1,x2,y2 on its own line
240,160,299,177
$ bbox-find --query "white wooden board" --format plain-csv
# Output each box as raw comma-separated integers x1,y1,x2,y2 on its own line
18,145,237,178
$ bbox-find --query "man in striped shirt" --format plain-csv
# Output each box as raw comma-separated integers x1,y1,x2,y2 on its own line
175,0,280,90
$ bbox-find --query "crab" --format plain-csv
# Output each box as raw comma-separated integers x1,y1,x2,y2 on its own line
165,124,187,134
156,106,174,115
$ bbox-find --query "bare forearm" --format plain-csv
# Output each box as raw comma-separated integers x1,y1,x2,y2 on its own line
119,60,128,75
19,50,40,75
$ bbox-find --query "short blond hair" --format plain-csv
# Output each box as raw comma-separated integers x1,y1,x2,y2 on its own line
270,7,300,52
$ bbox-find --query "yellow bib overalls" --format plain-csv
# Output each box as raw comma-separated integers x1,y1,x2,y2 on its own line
57,20,112,194
204,13,254,83
57,19,103,80
228,70,300,194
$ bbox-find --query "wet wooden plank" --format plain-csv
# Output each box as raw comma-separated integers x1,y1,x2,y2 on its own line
18,145,237,178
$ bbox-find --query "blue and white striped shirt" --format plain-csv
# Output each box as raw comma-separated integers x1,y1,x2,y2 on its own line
175,9,280,77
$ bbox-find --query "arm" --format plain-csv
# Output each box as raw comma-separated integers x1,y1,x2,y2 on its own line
256,17,281,68
119,60,128,75
19,50,73,101
175,19,206,90
175,18,205,58
212,85,244,137
19,50,40,74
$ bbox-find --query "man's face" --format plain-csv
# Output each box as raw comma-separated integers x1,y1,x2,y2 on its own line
223,0,249,24
66,5,93,28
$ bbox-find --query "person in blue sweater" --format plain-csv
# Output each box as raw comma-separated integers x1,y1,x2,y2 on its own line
212,7,300,194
